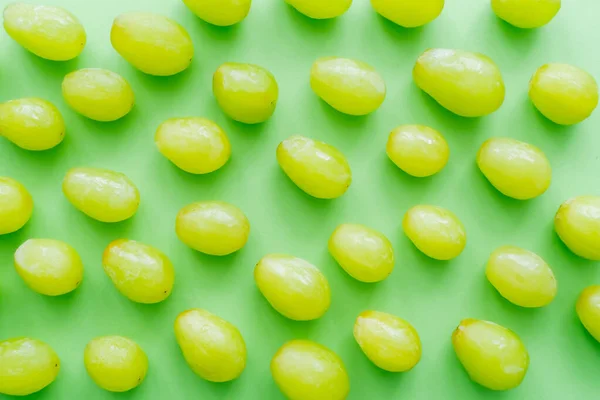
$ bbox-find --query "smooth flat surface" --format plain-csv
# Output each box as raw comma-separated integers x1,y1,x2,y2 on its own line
1,0,599,399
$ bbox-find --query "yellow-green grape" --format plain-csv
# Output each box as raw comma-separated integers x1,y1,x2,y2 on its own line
254,254,331,321
3,3,85,61
176,201,250,256
555,196,600,260
213,62,278,124
111,12,194,76
492,0,560,29
403,205,466,260
477,137,551,200
14,239,83,296
62,167,139,223
102,239,174,304
62,68,134,122
413,48,505,117
452,319,529,391
310,57,385,116
0,98,65,151
271,340,349,400
174,308,246,382
0,337,60,396
371,0,444,27
0,177,33,235
486,246,557,308
386,125,449,177
328,223,394,283
576,286,600,343
529,63,598,125
183,0,251,26
155,117,231,174
353,311,421,372
285,0,352,19
276,135,352,199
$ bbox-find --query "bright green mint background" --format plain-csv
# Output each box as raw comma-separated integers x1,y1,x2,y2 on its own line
1,0,599,398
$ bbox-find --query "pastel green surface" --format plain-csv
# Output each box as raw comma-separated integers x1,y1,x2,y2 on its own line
0,0,599,399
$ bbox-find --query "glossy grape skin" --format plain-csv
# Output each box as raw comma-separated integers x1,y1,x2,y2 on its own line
386,125,449,177
14,239,83,296
0,98,65,151
529,63,598,125
175,201,250,256
486,246,557,308
576,286,600,343
413,48,505,117
403,205,466,260
328,224,394,283
310,57,386,116
62,68,134,122
277,135,352,199
102,239,174,304
155,117,231,174
271,340,349,400
183,0,251,26
254,254,331,321
62,167,140,223
554,196,600,260
0,338,60,396
477,137,551,200
213,62,278,124
84,336,148,392
174,309,247,382
0,177,33,235
371,0,444,27
111,12,194,76
3,3,86,61
452,319,529,391
285,0,352,19
492,0,560,29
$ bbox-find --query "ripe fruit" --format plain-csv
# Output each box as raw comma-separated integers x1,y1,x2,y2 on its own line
371,0,444,27
576,286,600,343
183,0,252,26
285,0,352,19
492,0,561,29
0,177,33,235
555,196,600,260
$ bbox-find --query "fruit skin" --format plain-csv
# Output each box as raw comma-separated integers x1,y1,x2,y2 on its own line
328,223,394,283
3,3,86,61
477,137,551,200
485,246,557,308
354,311,421,372
452,319,529,391
554,196,600,260
102,239,174,304
413,48,505,117
175,201,250,256
0,337,60,396
62,167,140,223
271,340,349,400
155,117,231,174
84,336,148,392
0,98,65,151
277,135,352,199
62,68,135,122
285,0,352,19
213,62,278,124
254,254,331,321
174,309,246,382
403,205,466,260
529,63,598,125
111,12,194,76
371,0,444,27
183,0,251,26
310,57,386,116
386,124,449,177
14,239,83,296
492,0,560,29
0,177,33,235
576,285,600,343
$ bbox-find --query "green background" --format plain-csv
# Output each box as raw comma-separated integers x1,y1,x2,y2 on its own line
1,0,599,398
